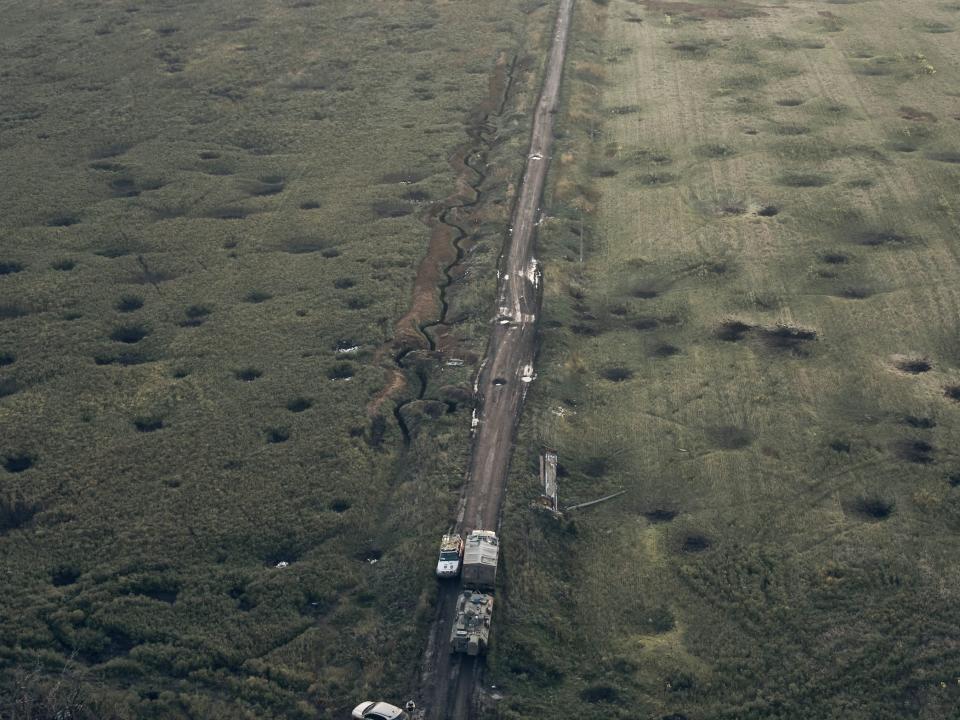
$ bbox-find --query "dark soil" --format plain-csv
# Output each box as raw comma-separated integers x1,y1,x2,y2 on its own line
681,533,711,553
821,252,849,264
244,290,272,303
1,493,40,533
329,498,351,513
109,324,149,343
944,386,960,401
895,358,932,374
777,98,804,106
717,319,753,342
836,287,873,299
830,440,851,453
283,240,327,254
928,151,960,164
4,454,34,473
759,324,817,353
644,509,677,523
234,367,262,381
334,278,356,289
0,379,20,398
904,416,935,429
709,425,753,450
51,259,76,271
896,439,934,464
287,397,312,412
372,200,413,218
133,417,164,433
0,353,15,366
652,343,680,358
637,172,677,186
0,261,25,275
114,295,143,312
266,428,290,443
856,230,911,247
633,317,659,331
632,286,660,299
601,367,633,382
51,565,81,586
757,205,779,217
850,495,894,521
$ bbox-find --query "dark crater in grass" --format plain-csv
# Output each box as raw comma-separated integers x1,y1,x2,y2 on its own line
895,357,932,374
582,457,610,478
266,427,290,444
110,324,149,344
717,320,753,342
652,343,680,358
4,454,34,473
133,417,164,433
778,173,831,188
757,205,780,217
632,285,660,299
571,324,600,336
46,214,80,227
601,366,633,382
299,200,321,210
637,172,677,186
928,151,960,164
759,324,817,353
51,259,76,271
198,151,219,160
109,177,140,197
179,304,211,327
830,440,851,453
234,367,262,381
644,509,677,523
709,425,753,449
904,415,935,429
287,397,312,412
896,439,934,464
0,379,20,399
944,386,960,401
404,188,431,202
777,98,804,106
334,277,356,289
581,686,619,704
681,533,712,553
208,206,248,220
283,239,328,254
0,305,29,320
359,548,383,563
835,286,873,299
949,474,960,489
51,564,81,587
244,290,272,303
346,296,371,310
328,362,354,380
849,495,894,521
322,248,340,258
855,230,912,247
696,143,736,159
0,261,25,276
249,176,285,196
0,352,15,366
821,252,849,264
329,498,351,513
0,493,40,533
372,200,413,219
633,317,659,331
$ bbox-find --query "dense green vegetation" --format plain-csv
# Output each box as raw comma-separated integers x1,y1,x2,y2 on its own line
491,0,960,718
0,0,548,717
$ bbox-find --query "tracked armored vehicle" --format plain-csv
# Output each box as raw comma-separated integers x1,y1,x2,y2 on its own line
450,590,493,656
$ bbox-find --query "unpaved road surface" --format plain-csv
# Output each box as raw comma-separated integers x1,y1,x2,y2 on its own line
418,1,575,717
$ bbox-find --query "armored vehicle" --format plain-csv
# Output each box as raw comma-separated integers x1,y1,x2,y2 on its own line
461,530,499,589
450,590,493,656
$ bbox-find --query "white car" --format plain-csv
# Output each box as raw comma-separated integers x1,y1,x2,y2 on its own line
352,701,409,720
436,534,463,578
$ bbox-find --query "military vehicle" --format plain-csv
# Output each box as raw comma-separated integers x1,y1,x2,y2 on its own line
461,530,498,589
449,590,493,656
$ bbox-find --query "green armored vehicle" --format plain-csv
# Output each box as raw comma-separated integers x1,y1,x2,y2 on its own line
450,590,493,656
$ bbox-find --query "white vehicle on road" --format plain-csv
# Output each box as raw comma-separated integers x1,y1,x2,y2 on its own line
352,702,409,720
436,534,464,578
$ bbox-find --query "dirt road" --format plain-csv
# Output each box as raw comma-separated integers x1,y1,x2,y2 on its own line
418,1,575,717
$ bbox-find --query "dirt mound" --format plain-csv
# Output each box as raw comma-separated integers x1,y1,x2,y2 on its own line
848,495,894,521
893,357,932,374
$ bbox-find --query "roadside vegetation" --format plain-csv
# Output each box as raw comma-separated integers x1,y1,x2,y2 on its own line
492,0,960,717
0,0,550,717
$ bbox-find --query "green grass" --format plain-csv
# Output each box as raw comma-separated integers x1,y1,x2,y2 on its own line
490,0,960,718
0,0,550,717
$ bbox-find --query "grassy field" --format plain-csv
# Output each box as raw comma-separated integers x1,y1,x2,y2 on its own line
0,1,553,717
492,0,960,718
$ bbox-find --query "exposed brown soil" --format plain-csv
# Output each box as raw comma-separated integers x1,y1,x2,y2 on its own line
899,106,937,122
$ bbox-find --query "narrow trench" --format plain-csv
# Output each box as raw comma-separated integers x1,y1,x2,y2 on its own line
391,58,517,445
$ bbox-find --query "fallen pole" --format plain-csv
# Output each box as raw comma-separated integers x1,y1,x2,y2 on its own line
566,490,627,512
